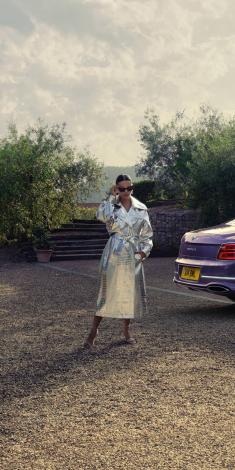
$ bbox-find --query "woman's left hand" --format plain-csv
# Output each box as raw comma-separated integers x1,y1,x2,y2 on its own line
135,251,146,260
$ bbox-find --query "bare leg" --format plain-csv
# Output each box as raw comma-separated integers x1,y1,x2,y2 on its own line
123,319,131,340
123,319,136,343
84,315,103,347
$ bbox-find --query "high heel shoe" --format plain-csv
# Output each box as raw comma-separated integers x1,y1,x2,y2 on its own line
124,336,136,344
83,329,99,349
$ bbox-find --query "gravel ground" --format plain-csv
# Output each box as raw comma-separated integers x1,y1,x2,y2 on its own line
0,251,234,470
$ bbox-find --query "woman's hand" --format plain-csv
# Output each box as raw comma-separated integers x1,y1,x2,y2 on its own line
135,251,146,260
110,185,118,196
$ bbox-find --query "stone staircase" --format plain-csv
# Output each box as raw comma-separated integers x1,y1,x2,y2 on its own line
48,220,108,261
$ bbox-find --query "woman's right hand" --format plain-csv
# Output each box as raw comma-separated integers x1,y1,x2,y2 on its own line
110,185,118,196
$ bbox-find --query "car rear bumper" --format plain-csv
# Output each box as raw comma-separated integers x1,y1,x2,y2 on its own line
174,257,235,295
173,277,233,294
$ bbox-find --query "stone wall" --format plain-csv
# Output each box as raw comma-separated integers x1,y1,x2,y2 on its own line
148,205,202,255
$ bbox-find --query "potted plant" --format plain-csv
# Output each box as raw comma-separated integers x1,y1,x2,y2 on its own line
33,226,53,262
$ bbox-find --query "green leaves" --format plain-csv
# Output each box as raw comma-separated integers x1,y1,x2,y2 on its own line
136,109,195,200
188,122,235,224
0,120,104,242
136,105,235,225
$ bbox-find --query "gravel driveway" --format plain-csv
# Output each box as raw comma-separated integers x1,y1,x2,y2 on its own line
0,252,234,470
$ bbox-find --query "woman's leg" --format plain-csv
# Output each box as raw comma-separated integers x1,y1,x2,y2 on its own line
84,315,103,346
123,319,131,340
123,319,136,343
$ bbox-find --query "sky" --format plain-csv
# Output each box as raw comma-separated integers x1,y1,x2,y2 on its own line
0,0,235,166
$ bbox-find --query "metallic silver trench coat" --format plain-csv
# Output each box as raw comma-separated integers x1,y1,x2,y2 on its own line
95,194,153,319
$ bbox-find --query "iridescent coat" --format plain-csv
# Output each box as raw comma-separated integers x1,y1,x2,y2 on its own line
95,194,153,319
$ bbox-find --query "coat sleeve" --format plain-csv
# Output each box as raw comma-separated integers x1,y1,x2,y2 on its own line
96,193,117,223
139,210,154,257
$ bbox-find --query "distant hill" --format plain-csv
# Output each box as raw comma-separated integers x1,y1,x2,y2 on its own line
84,166,144,203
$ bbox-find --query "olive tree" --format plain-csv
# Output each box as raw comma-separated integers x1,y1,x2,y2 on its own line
136,109,195,200
136,105,235,225
0,120,104,241
188,107,235,224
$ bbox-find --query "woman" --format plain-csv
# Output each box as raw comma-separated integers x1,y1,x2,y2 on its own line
84,174,153,348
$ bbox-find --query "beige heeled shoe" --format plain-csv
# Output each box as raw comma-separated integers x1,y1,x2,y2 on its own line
83,329,99,349
123,325,136,344
124,336,136,344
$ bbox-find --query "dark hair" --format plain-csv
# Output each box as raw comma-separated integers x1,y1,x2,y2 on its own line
116,174,132,185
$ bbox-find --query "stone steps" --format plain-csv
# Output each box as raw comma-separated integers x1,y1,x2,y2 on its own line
51,225,106,232
51,251,103,261
50,219,108,261
49,233,108,240
53,242,107,249
53,248,104,254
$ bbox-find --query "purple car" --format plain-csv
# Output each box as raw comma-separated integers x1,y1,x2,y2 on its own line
173,219,235,301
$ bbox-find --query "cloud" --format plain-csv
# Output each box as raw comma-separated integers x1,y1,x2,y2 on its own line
0,0,235,165
0,0,34,34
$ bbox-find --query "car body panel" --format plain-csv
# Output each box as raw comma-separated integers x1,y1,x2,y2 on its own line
173,219,235,298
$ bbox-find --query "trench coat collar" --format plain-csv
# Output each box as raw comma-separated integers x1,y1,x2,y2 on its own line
114,195,147,210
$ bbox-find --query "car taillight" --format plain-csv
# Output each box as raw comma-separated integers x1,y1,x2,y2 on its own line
217,244,235,260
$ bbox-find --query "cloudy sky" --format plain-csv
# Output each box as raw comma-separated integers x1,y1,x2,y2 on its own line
1,0,235,165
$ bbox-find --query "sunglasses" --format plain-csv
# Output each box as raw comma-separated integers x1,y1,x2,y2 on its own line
117,185,134,192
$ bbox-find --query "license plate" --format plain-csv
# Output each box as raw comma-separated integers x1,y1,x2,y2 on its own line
180,266,201,281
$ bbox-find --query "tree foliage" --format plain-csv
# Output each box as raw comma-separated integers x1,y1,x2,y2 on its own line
136,109,195,200
0,120,104,241
132,180,159,204
188,108,235,224
136,105,235,224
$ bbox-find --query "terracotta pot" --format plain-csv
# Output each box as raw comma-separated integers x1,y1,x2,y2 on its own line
36,249,53,263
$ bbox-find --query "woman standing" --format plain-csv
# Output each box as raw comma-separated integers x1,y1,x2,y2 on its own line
84,174,153,348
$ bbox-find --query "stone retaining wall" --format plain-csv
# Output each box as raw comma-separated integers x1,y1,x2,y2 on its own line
148,206,202,255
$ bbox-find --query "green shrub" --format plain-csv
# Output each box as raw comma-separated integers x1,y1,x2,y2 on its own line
132,180,159,204
0,121,104,242
136,105,235,225
188,131,235,225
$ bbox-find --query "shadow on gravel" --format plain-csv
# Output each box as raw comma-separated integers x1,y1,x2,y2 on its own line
172,303,235,318
1,264,235,406
1,304,234,405
1,341,141,403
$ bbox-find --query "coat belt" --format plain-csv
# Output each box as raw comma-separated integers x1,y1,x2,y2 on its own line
101,233,138,271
